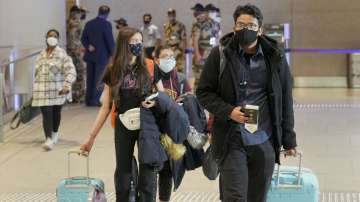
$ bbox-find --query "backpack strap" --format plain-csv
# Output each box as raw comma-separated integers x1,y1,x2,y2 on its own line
218,45,226,83
145,59,155,81
216,45,226,94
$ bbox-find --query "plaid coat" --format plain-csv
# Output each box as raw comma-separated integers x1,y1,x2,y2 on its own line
32,46,76,107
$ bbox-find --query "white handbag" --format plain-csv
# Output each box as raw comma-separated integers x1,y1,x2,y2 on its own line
187,126,208,149
119,108,141,131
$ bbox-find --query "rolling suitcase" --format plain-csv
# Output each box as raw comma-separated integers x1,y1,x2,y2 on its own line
56,150,107,202
267,151,320,202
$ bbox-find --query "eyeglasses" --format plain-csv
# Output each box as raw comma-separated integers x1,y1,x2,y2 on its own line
160,55,175,60
235,22,259,31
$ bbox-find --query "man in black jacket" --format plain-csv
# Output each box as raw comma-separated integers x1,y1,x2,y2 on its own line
196,4,297,202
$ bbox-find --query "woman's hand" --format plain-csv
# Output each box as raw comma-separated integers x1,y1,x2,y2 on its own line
80,136,95,155
142,100,156,108
59,86,70,95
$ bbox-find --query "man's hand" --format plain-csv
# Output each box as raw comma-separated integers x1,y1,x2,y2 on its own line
229,106,248,124
88,45,95,52
284,148,297,158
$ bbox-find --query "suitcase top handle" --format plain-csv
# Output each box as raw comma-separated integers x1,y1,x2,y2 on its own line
67,149,90,180
275,150,303,189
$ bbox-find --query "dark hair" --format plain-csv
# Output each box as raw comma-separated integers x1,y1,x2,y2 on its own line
143,13,152,20
46,29,60,38
167,8,176,15
106,27,151,97
154,45,172,59
98,5,110,16
70,5,81,13
233,4,263,27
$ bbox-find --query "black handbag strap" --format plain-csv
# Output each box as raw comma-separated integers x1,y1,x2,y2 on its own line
10,111,21,130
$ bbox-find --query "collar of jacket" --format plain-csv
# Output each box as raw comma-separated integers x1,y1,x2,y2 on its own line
220,32,283,61
219,33,285,101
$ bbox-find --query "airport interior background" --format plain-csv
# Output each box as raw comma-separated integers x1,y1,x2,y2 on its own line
1,0,360,201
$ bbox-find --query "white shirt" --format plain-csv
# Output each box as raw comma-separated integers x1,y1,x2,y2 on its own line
140,24,161,48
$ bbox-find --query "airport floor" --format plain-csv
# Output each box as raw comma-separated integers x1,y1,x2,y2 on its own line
1,88,360,201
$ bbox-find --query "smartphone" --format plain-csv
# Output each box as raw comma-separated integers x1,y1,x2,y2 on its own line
145,92,159,102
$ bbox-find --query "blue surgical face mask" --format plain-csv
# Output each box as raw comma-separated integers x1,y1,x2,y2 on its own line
159,58,176,73
129,43,143,56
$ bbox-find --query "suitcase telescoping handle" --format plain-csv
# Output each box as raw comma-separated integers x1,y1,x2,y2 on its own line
275,150,303,189
67,149,90,179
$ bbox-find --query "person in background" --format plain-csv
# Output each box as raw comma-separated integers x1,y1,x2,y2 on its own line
67,5,85,103
205,3,222,45
32,29,76,151
81,5,115,106
79,6,88,21
114,17,128,30
163,8,187,73
191,3,219,87
140,13,161,59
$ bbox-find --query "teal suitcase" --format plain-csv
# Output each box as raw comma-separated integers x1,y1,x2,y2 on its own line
56,150,107,202
267,152,320,202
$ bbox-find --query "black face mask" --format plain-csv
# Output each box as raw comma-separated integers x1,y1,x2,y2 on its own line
234,28,258,47
129,43,143,56
144,20,151,25
81,13,86,20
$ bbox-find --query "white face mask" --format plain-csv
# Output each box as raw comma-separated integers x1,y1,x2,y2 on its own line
159,58,176,73
209,12,217,20
209,12,221,23
47,37,58,47
214,16,221,23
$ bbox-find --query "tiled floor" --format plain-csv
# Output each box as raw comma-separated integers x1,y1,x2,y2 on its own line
1,88,360,201
1,192,360,202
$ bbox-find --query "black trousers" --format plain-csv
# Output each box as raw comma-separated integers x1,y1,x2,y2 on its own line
40,105,62,138
158,160,173,201
220,138,275,202
85,61,105,106
114,118,159,202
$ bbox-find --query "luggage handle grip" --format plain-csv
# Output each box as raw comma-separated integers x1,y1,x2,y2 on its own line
275,150,303,188
275,184,303,189
67,149,90,180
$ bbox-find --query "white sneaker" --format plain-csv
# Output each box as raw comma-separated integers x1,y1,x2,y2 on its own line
43,138,54,151
52,132,59,144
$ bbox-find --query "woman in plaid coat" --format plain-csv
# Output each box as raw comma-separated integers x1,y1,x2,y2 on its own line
32,29,76,151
